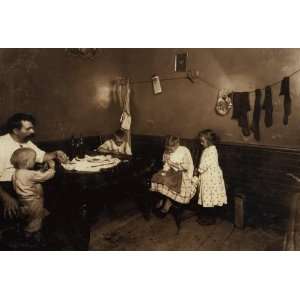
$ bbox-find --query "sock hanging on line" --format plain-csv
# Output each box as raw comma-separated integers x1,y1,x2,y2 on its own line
262,86,273,128
279,76,292,125
231,92,251,136
251,89,262,141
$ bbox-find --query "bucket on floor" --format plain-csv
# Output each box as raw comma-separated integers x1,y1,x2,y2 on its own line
234,193,245,229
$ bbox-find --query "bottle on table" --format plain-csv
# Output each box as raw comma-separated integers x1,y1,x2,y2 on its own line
68,134,77,160
78,134,85,159
69,135,77,160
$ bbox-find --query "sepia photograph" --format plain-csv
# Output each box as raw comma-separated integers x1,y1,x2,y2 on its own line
0,48,299,251
1,2,300,299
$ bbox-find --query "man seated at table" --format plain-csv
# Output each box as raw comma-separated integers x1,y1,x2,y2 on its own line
97,129,132,156
0,113,69,238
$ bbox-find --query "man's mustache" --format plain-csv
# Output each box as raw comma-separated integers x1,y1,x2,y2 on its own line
25,133,35,140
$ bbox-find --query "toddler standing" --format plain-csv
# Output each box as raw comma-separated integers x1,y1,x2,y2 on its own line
10,147,55,240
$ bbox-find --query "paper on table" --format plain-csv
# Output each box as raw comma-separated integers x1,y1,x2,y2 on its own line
62,156,121,172
85,154,113,162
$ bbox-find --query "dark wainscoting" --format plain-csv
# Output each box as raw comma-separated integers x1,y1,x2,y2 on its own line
38,134,300,212
218,142,300,208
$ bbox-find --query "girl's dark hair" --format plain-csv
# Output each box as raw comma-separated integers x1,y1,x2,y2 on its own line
198,129,220,146
114,129,126,139
6,113,36,133
165,135,180,148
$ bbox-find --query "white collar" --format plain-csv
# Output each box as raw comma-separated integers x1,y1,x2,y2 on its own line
7,133,29,147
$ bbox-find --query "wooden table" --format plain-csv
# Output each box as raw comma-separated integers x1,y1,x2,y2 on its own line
45,156,154,250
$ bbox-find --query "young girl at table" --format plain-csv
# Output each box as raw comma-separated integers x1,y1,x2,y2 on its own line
196,129,227,225
97,129,132,156
10,147,56,242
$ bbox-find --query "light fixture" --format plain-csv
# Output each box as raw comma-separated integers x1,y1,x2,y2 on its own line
65,48,98,59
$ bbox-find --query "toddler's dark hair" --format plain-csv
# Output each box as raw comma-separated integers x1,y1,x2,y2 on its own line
198,129,220,145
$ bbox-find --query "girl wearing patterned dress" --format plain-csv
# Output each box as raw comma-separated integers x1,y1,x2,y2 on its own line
196,130,227,225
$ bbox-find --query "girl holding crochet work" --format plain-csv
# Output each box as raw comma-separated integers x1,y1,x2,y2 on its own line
150,135,197,217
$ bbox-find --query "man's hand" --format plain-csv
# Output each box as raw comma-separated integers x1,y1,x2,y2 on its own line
2,194,18,219
55,150,69,163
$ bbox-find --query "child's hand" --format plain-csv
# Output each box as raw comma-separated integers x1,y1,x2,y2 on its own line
163,163,170,172
167,159,177,168
47,160,56,169
56,150,69,163
40,162,49,172
287,173,300,182
169,160,185,172
193,169,200,177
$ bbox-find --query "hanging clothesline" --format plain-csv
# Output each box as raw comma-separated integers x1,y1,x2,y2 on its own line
129,65,300,94
130,76,186,85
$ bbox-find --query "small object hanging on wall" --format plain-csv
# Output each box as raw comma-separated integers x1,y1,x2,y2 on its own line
186,69,200,83
152,75,162,95
215,89,233,116
175,52,188,72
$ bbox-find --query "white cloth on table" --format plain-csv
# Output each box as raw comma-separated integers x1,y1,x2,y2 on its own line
61,155,121,172
150,146,197,204
0,133,45,182
197,145,227,207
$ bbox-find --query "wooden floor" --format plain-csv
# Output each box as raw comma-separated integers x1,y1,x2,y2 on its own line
90,211,286,251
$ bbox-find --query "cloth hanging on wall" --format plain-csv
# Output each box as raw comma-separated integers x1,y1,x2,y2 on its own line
251,89,262,141
262,86,273,128
231,92,251,136
279,76,292,125
120,112,131,131
117,78,132,155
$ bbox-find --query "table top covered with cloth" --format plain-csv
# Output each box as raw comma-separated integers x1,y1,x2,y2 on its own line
54,153,155,200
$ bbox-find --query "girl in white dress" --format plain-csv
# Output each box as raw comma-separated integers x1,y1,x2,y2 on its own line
151,136,197,216
196,130,227,225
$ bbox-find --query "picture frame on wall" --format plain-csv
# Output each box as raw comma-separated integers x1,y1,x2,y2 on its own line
175,52,188,72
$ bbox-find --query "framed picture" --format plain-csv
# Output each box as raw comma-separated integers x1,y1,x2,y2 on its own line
152,75,162,94
175,52,188,72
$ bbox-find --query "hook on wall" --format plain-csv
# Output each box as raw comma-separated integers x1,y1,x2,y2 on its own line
186,69,200,83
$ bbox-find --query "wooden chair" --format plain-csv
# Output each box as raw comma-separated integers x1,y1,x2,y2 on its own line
168,138,202,232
